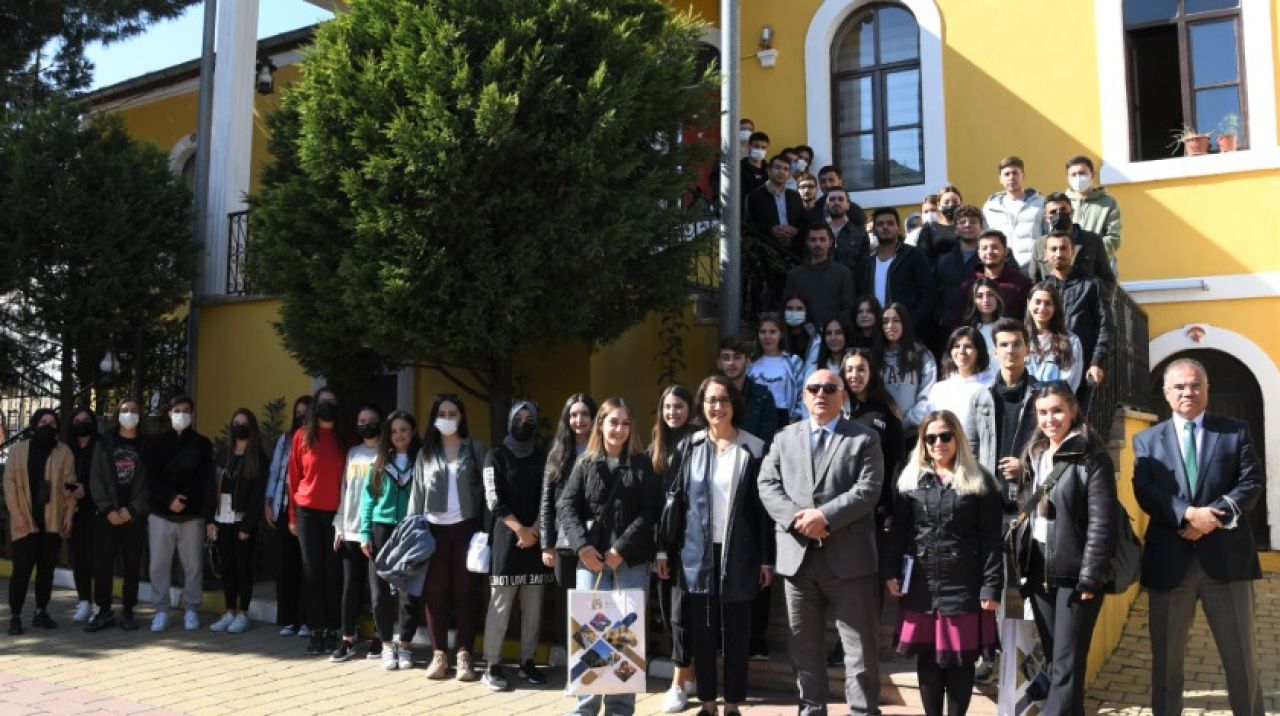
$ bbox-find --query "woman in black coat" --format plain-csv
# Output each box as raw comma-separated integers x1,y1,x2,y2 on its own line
655,375,773,716
204,408,269,634
1015,382,1116,716
884,410,1002,716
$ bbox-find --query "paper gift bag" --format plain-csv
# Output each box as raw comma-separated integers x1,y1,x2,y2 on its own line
565,582,646,695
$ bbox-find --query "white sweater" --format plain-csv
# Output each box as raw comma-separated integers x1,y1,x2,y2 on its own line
333,444,378,542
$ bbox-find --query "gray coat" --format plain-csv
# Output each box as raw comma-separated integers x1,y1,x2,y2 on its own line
374,514,436,596
756,417,884,579
965,372,1038,478
407,439,486,521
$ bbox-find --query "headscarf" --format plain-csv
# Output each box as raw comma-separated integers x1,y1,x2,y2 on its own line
502,400,539,459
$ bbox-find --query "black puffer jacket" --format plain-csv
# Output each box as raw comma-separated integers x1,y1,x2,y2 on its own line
1023,432,1117,593
884,468,1004,615
558,452,661,567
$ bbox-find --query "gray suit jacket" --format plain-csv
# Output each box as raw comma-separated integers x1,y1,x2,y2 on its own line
757,417,884,578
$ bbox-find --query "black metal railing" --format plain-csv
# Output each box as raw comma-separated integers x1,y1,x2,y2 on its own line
226,209,251,295
1087,287,1153,440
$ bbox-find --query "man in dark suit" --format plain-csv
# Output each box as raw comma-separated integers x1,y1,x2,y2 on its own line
758,368,884,716
745,154,807,313
1133,357,1264,716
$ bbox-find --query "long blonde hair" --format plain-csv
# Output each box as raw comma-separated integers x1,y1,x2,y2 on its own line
583,398,645,460
897,410,991,495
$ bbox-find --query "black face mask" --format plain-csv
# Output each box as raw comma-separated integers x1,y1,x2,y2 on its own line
315,402,338,422
511,422,536,441
34,424,57,444
940,205,957,221
356,422,381,440
1048,212,1072,231
71,421,96,438
231,424,253,440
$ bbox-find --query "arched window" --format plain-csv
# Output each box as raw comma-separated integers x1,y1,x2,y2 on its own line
830,4,923,191
1125,0,1246,159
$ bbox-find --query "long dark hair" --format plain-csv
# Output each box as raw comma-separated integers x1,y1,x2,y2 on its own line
422,394,470,459
692,374,744,429
545,393,597,485
964,276,1006,325
882,302,924,375
840,349,901,419
289,395,313,436
304,386,342,448
782,293,814,349
852,294,884,345
817,315,855,368
1020,382,1102,485
649,385,694,474
1025,281,1075,369
939,326,991,378
227,408,265,482
371,410,421,499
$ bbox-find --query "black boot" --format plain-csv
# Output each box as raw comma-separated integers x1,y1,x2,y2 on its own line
85,609,117,633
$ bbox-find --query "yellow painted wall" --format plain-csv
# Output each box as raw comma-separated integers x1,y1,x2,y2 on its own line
1144,297,1280,369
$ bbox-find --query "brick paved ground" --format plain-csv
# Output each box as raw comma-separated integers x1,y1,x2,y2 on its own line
0,574,1274,715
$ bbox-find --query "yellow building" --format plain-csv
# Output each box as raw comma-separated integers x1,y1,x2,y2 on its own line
89,0,1279,550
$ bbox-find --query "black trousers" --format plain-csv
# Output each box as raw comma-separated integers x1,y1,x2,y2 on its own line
1025,546,1103,716
339,540,368,638
215,523,256,612
272,505,306,627
368,522,421,643
917,658,976,716
295,506,341,631
69,506,97,602
671,545,751,704
9,531,61,616
750,582,772,653
93,516,146,613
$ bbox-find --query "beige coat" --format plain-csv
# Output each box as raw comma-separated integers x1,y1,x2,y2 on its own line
3,439,77,540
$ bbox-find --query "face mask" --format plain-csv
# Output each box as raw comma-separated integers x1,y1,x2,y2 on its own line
356,421,382,440
511,421,536,441
314,402,338,422
118,412,140,430
792,159,808,173
749,147,766,161
1048,211,1072,231
231,423,252,440
940,205,957,221
784,310,806,327
71,421,95,438
922,211,938,224
34,424,57,444
170,412,192,432
738,129,752,143
434,417,459,436
1068,174,1091,193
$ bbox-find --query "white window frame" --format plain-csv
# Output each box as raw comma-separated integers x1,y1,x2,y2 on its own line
1095,0,1280,185
805,0,947,208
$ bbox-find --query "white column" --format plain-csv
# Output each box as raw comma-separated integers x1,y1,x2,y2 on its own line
201,0,260,297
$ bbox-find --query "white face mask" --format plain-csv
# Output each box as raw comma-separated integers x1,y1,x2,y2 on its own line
738,129,752,143
170,412,192,432
784,310,806,327
792,159,809,173
1068,174,1092,193
435,417,459,437
118,412,140,429
749,147,766,161
922,210,939,224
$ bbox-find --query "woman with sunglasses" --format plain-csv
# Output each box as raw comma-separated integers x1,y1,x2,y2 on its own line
884,410,1002,716
881,303,937,438
926,327,994,430
1025,282,1084,392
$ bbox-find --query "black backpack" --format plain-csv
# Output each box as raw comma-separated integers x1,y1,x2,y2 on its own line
1105,500,1142,594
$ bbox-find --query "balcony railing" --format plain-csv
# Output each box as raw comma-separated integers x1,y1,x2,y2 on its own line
226,210,251,295
1087,287,1153,440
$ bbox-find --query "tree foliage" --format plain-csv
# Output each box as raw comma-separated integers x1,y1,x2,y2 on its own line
249,0,716,434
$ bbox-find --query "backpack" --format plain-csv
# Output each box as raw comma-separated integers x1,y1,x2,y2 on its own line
1106,500,1142,594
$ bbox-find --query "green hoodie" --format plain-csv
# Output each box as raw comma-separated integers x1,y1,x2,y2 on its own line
1067,186,1122,260
358,452,413,542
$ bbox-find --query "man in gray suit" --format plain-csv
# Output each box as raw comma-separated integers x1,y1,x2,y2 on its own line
758,368,884,715
1133,357,1264,716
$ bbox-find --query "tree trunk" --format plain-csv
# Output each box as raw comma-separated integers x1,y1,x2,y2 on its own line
58,334,75,436
487,356,513,446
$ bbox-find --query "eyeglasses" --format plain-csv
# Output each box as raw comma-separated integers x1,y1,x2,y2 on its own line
923,432,954,445
703,396,732,406
804,383,840,395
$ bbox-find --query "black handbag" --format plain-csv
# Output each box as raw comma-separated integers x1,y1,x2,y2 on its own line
1003,459,1070,585
656,442,692,553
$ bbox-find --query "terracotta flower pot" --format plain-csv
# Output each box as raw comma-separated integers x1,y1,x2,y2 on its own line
1184,134,1210,156
1218,134,1238,152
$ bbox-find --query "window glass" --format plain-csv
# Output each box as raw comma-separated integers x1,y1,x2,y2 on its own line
878,6,919,63
835,15,875,71
885,69,921,127
1124,0,1177,25
836,76,874,133
837,135,875,190
1194,86,1241,137
1189,20,1238,86
887,129,924,186
1186,0,1238,14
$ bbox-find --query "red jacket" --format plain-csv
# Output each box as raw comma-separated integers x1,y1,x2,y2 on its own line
288,426,345,523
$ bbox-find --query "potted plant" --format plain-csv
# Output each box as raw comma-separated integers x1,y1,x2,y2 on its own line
1169,125,1210,156
1215,113,1240,152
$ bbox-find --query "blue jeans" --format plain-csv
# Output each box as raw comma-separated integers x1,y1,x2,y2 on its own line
571,561,649,716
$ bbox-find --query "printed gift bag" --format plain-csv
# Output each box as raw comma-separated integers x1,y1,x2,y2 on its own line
565,577,647,695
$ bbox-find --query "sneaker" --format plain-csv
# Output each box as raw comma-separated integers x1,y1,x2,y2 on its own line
228,614,250,634
183,609,200,631
72,600,92,622
396,647,413,670
329,640,357,663
119,613,138,632
297,624,311,638
975,654,999,685
210,612,235,633
305,632,326,655
279,625,297,637
85,609,117,633
481,664,509,692
151,611,169,632
661,682,689,713
365,639,383,660
8,616,22,635
425,651,450,680
455,651,478,682
32,611,57,629
517,659,545,685
381,645,399,671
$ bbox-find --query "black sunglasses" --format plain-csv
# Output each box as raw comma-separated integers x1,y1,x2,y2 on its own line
804,383,840,395
923,432,954,445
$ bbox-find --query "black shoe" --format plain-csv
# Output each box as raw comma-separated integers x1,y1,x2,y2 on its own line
119,612,138,632
826,642,845,667
749,643,769,661
329,640,357,663
32,611,56,629
306,632,326,655
85,609,117,632
365,639,383,660
7,616,21,635
324,629,339,652
517,659,545,685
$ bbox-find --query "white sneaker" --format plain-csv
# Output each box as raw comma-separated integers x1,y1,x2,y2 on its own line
183,609,200,631
396,648,413,670
298,625,312,637
72,600,92,622
209,612,235,632
279,625,297,636
228,614,250,634
151,611,169,632
381,645,399,671
661,683,690,713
